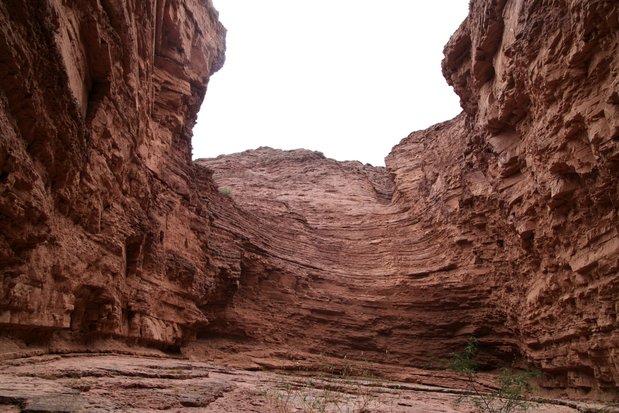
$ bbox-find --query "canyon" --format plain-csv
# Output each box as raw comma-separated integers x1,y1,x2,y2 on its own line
0,0,617,411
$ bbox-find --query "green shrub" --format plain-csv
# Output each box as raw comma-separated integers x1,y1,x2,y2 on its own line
218,186,233,197
450,337,539,413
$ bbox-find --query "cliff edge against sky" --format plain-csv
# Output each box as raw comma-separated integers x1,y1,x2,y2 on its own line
0,0,617,402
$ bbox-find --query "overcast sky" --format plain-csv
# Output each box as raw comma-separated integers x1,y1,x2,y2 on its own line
192,1,469,166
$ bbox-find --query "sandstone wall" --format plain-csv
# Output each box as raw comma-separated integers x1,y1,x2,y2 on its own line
436,0,619,392
0,0,617,398
198,146,510,369
0,0,236,347
200,0,619,395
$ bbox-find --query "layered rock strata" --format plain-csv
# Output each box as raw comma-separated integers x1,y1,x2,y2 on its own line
438,0,619,393
198,147,510,368
199,0,619,395
0,0,231,347
0,0,617,398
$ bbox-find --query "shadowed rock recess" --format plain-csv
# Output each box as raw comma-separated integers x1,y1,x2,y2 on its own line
0,0,617,402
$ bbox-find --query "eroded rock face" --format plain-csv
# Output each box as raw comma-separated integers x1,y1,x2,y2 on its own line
199,0,619,395
0,0,617,399
438,0,619,393
198,146,509,369
0,0,233,347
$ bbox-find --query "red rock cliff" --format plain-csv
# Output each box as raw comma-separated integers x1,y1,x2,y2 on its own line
198,147,509,369
0,0,234,348
436,0,618,392
199,0,619,395
0,0,617,398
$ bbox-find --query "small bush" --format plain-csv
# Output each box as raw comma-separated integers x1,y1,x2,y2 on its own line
450,337,539,413
218,186,233,197
264,359,380,413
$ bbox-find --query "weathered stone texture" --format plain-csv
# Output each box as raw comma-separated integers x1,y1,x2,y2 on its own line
439,0,619,392
0,0,231,347
0,0,617,398
200,0,619,394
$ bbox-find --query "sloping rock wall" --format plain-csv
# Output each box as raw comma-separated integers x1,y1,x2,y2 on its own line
199,0,619,395
0,0,617,398
0,0,235,347
198,146,510,368
437,0,619,392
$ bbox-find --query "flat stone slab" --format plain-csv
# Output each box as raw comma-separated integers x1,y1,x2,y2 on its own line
0,353,605,412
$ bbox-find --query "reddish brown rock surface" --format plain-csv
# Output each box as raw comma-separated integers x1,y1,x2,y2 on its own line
197,147,509,370
0,0,617,406
0,350,593,413
198,0,619,396
0,0,233,347
437,0,619,394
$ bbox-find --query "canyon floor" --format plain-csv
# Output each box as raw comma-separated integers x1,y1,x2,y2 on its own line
0,339,613,413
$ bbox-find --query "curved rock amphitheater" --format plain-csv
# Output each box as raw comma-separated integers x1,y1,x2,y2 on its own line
0,0,617,411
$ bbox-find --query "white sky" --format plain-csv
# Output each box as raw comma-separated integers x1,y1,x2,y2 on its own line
192,1,469,166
